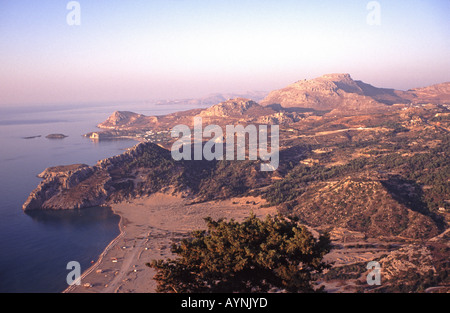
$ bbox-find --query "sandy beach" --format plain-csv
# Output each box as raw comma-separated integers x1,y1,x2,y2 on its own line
64,193,277,293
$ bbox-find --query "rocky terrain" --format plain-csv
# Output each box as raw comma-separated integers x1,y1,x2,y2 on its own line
198,98,271,118
290,178,440,239
23,144,170,211
408,83,450,104
260,73,450,115
23,74,450,292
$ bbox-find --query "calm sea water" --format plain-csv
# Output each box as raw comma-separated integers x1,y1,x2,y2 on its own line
0,101,199,293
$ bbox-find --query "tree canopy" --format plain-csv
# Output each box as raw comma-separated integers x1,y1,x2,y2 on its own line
146,214,331,293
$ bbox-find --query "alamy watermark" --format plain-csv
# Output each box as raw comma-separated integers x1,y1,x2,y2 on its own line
67,1,81,26
170,117,279,172
366,261,382,286
66,261,81,286
366,1,381,26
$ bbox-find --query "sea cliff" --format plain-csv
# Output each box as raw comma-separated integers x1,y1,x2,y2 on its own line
22,142,155,211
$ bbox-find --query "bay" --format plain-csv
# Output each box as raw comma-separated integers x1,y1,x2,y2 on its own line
0,101,196,293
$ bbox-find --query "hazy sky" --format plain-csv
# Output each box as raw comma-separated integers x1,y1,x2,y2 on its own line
0,0,449,106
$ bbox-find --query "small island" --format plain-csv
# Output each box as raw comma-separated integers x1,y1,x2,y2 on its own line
45,134,68,139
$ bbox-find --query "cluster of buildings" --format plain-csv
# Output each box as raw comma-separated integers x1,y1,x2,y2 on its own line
136,130,171,142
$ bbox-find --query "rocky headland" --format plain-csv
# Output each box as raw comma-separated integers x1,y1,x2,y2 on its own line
22,143,164,211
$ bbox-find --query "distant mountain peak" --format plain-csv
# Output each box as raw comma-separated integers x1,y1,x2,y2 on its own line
260,73,424,114
292,73,353,85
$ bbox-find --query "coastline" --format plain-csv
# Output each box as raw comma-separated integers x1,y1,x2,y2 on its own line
63,193,277,293
62,208,127,293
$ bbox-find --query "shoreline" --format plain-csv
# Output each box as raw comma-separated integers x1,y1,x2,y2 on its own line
63,208,127,293
63,193,277,293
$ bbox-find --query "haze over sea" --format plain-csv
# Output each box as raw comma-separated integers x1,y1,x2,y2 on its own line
0,101,198,293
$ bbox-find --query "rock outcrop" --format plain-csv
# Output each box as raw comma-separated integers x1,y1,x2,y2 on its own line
22,164,109,211
379,245,436,280
257,112,303,125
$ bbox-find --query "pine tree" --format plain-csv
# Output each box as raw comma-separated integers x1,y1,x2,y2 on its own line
146,213,331,293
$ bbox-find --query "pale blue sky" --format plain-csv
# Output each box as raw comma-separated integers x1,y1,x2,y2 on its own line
0,0,449,105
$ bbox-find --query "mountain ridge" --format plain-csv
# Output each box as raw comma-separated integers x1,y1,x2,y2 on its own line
260,73,450,114
95,74,450,130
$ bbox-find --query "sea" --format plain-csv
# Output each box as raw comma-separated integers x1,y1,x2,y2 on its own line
0,101,202,293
